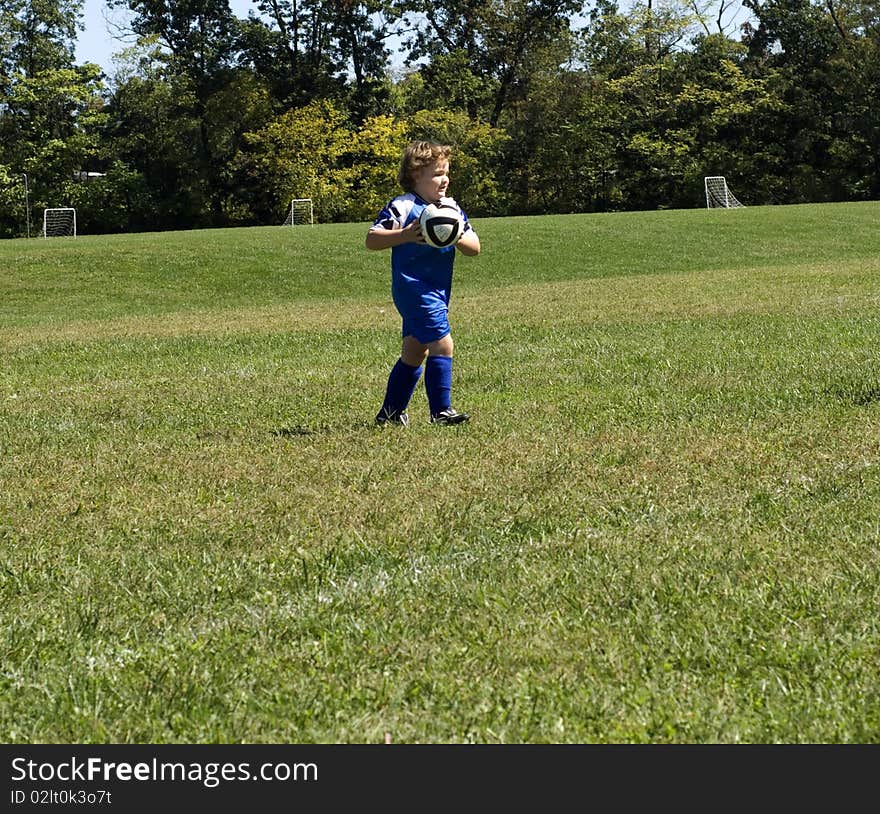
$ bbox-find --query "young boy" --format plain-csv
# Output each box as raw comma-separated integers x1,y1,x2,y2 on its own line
366,141,481,426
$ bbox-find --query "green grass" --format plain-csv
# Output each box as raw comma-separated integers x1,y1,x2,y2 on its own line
1,203,879,743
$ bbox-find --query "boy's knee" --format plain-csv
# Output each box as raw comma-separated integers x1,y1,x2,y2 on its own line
429,334,454,357
401,336,429,367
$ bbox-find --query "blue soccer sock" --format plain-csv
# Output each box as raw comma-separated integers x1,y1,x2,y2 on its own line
424,355,453,416
379,358,422,417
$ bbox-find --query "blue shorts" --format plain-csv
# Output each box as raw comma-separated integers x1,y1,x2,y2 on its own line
393,282,451,344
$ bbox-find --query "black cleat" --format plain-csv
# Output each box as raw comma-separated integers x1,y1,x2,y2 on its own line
430,407,470,425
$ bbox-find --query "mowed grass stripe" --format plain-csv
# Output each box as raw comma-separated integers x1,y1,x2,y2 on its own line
4,255,880,348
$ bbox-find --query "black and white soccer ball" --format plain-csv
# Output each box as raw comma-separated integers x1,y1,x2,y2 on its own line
419,202,464,249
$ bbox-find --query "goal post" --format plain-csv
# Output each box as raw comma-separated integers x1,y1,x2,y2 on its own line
43,207,77,237
282,198,314,226
704,177,744,209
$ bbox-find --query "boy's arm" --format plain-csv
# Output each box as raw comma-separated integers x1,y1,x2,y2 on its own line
456,228,481,257
365,221,423,250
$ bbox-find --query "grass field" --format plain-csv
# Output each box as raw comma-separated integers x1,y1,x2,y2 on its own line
1,202,879,743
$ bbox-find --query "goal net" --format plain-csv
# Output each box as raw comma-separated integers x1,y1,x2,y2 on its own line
282,198,314,226
43,207,77,237
704,177,744,209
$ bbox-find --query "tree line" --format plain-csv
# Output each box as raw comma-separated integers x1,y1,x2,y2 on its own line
1,0,878,237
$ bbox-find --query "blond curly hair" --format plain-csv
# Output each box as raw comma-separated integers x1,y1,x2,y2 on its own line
398,141,452,191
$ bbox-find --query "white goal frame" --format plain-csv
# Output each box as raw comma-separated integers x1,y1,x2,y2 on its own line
43,207,77,238
283,198,314,226
704,177,744,209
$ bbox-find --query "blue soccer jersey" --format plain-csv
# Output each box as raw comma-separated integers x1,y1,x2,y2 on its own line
370,192,474,344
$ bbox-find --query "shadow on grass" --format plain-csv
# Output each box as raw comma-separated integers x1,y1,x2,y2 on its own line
272,421,393,437
272,418,472,436
272,426,317,437
827,380,880,406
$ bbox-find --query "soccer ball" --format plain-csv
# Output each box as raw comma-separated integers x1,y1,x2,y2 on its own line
419,203,464,249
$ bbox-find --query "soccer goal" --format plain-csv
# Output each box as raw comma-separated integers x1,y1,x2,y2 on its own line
282,198,314,226
704,177,744,209
43,207,77,237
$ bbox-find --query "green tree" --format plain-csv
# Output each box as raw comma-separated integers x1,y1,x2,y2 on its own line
389,50,496,123
109,0,255,223
99,37,273,230
230,98,353,223
112,0,238,80
235,0,345,108
60,159,155,233
396,0,584,125
502,69,622,213
1,0,82,78
741,0,880,200
0,0,106,235
105,47,214,229
0,166,30,238
343,113,410,222
237,0,393,118
672,33,783,203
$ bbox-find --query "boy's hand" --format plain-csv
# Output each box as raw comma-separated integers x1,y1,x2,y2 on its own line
402,220,426,243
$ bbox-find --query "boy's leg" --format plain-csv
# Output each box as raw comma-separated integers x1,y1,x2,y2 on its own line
424,334,469,424
376,337,427,426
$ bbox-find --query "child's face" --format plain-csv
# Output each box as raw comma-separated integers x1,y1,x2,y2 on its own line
412,159,450,203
